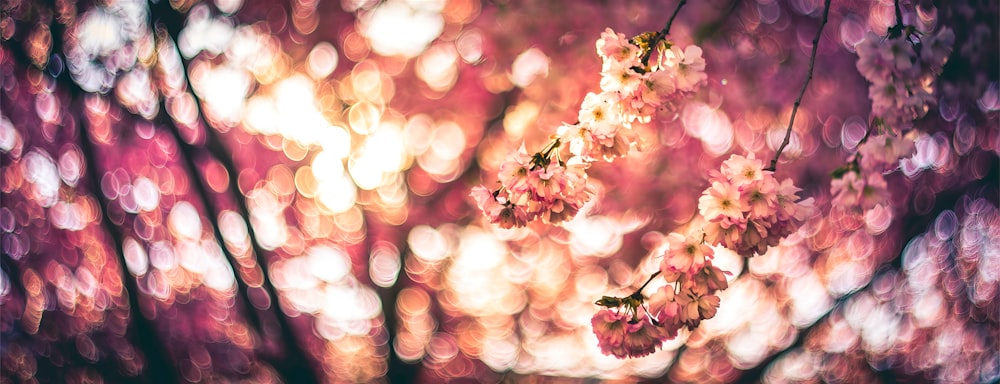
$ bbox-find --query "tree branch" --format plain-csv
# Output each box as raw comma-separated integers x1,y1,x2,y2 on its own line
766,0,832,172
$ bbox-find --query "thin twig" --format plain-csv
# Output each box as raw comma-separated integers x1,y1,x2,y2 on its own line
662,0,688,37
766,0,832,172
641,0,689,66
635,270,663,295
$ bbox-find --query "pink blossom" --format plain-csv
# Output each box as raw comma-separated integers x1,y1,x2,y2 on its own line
591,309,669,359
698,180,744,221
595,28,639,66
721,154,765,188
675,289,720,329
600,60,642,94
660,231,713,282
663,45,707,91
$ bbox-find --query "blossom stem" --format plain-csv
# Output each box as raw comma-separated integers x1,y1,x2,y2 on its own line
639,0,688,67
634,270,662,296
660,0,688,38
766,0,831,172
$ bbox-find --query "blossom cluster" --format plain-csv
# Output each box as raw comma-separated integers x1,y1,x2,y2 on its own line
651,231,729,330
591,230,730,358
831,133,914,211
470,143,591,228
559,28,707,162
697,154,814,257
591,304,672,359
474,28,707,228
855,26,954,129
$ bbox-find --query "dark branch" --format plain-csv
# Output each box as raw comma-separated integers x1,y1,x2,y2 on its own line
766,0,832,172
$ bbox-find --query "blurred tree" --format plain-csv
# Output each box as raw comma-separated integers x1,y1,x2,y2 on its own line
1,0,997,383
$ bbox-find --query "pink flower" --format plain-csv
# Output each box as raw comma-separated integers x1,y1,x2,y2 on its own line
497,149,532,193
639,69,676,108
600,60,642,93
470,186,528,229
660,231,713,282
675,289,721,329
663,45,707,91
831,171,864,209
721,154,765,188
595,28,639,66
741,177,778,219
647,286,683,334
698,180,745,221
591,309,669,359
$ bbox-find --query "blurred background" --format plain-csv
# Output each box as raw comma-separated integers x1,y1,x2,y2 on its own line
1,0,997,382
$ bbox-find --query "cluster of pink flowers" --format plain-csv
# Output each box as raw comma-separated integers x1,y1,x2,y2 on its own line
831,133,914,211
559,28,707,163
591,306,672,359
650,231,729,330
474,28,708,228
855,26,953,129
828,132,917,234
470,144,592,228
591,230,730,358
697,154,814,257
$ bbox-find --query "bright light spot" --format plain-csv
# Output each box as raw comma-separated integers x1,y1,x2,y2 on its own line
308,245,352,283
360,0,444,58
22,149,60,208
148,241,177,271
456,29,483,63
132,177,161,212
122,237,149,276
403,114,434,155
218,210,250,251
430,121,466,161
49,201,85,231
366,122,407,171
416,44,458,92
316,175,357,213
510,48,550,88
407,225,449,262
243,95,279,135
76,8,127,56
864,203,893,235
57,146,84,187
348,150,385,190
274,75,331,146
178,5,235,58
503,102,540,137
348,102,382,135
455,228,505,270
0,116,17,153
191,62,251,125
565,216,623,257
370,242,401,288
682,102,733,155
168,201,203,240
215,0,244,14
307,42,340,79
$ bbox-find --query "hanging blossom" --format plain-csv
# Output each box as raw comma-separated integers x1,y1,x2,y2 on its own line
591,229,730,358
651,231,729,330
470,141,592,228
697,154,814,257
559,28,707,163
855,23,954,130
826,130,919,235
474,28,708,228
